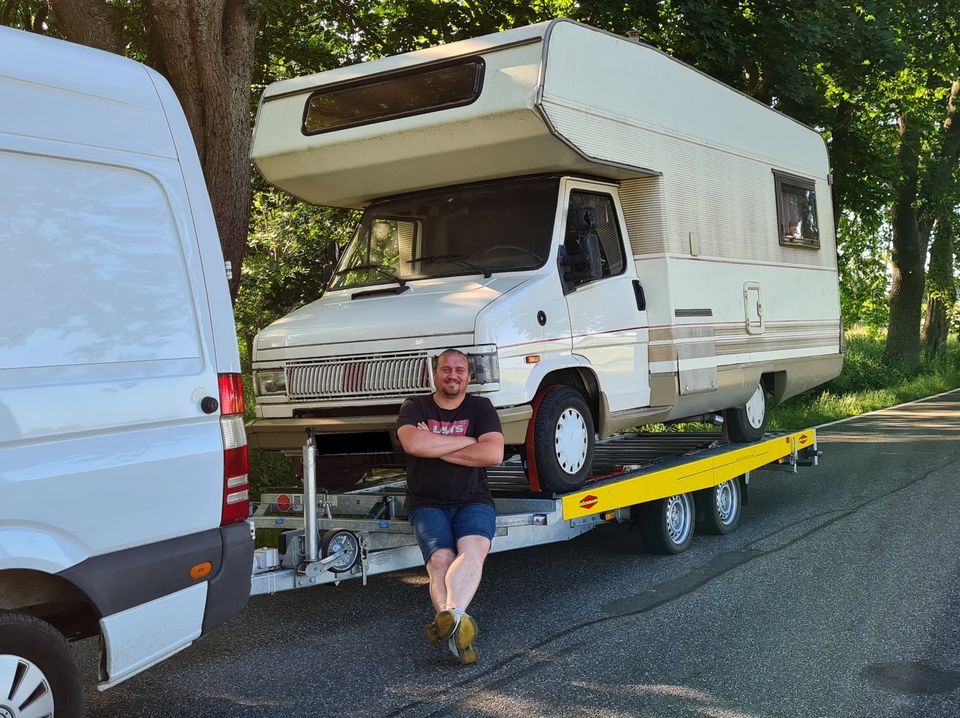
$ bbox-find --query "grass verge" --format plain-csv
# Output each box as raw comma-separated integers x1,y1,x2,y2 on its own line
767,326,960,429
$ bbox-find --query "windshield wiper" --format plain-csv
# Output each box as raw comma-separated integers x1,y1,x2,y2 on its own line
333,263,406,288
408,254,492,279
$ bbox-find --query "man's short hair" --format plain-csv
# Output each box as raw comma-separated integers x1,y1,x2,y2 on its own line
433,348,468,371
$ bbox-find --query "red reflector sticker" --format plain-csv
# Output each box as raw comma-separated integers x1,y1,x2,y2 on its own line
277,494,291,512
579,495,598,510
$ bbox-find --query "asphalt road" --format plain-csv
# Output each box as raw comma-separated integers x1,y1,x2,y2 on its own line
78,391,960,718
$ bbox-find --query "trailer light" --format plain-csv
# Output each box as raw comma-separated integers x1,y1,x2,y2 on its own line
254,369,287,396
525,355,541,364
190,561,213,580
603,511,616,521
467,351,500,385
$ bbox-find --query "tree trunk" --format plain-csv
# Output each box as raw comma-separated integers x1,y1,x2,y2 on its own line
47,0,258,300
829,99,855,236
922,215,956,356
885,112,924,372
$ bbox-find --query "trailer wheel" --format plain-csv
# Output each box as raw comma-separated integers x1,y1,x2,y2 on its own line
725,383,767,443
0,611,83,718
530,386,595,492
635,493,695,554
695,478,742,535
320,529,361,573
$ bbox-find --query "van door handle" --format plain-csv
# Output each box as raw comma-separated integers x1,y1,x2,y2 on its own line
200,396,219,414
633,280,646,311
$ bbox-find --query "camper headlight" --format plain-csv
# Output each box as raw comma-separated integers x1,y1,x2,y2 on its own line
254,369,287,396
467,350,500,386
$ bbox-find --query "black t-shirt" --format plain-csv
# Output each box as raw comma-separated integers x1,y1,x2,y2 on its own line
397,394,502,512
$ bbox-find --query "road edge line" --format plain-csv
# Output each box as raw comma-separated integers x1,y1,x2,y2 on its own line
815,386,960,430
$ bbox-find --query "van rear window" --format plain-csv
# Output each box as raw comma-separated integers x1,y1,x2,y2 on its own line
302,59,484,135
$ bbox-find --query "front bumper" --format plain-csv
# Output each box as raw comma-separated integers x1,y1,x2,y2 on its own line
247,404,533,451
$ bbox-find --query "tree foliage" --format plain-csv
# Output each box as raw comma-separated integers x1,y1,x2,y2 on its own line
4,0,960,372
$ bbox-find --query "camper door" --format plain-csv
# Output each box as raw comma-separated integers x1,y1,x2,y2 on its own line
560,179,650,412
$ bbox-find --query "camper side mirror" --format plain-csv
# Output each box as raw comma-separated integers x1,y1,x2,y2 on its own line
559,231,603,290
320,242,341,286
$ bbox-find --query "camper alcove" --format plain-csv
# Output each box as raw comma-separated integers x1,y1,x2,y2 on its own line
248,19,843,493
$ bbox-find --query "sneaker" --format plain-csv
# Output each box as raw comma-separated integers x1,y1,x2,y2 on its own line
424,609,458,644
449,613,478,665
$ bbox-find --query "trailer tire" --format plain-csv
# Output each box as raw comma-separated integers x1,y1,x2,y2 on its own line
725,383,767,443
530,386,595,492
695,478,741,535
635,493,695,554
0,611,83,718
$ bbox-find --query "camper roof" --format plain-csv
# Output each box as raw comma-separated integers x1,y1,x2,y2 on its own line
252,20,827,209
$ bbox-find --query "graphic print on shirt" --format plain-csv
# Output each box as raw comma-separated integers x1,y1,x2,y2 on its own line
427,418,470,436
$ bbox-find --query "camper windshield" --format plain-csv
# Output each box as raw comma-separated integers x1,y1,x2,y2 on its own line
329,177,559,290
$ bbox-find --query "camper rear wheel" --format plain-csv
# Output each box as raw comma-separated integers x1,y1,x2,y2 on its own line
725,383,767,443
0,611,83,718
530,386,595,493
635,493,695,554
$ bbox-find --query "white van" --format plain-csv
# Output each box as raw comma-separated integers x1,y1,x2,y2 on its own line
248,20,843,493
0,27,252,714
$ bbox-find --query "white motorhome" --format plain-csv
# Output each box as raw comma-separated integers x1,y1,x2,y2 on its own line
0,28,252,715
248,20,843,493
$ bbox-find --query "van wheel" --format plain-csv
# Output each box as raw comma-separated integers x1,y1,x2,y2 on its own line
695,478,742,535
635,493,695,554
0,612,83,718
725,383,767,443
531,386,595,493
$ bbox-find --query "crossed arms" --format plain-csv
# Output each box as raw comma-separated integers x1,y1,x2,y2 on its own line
397,422,505,467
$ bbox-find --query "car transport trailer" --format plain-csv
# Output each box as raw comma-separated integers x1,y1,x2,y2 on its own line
249,429,819,595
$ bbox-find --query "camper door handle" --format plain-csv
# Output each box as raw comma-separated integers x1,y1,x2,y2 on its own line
633,280,646,311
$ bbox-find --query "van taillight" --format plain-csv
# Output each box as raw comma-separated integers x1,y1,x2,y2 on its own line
219,373,249,525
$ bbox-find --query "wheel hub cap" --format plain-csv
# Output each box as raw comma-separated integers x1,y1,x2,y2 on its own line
716,481,735,524
0,655,54,718
555,408,588,474
665,495,692,543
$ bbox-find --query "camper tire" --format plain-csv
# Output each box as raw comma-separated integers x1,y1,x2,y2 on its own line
695,478,742,535
725,383,767,443
531,386,595,493
635,493,695,554
0,611,83,718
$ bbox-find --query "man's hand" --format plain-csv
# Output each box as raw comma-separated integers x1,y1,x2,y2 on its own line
439,431,504,467
398,424,477,458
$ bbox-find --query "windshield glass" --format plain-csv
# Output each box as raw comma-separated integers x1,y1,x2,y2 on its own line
329,176,559,290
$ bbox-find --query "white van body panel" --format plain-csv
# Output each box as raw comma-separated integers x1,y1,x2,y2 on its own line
0,26,252,693
99,583,207,690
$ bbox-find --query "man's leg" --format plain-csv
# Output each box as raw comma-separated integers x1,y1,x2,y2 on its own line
443,535,491,611
425,548,456,613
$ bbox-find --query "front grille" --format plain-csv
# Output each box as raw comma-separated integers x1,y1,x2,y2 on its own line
285,351,433,401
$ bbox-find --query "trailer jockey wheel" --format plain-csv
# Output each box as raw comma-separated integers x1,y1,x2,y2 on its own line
635,493,695,554
320,529,361,573
725,382,767,443
529,386,595,493
695,477,742,535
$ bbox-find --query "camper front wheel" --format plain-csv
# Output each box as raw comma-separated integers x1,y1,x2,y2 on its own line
0,611,83,718
530,386,595,493
725,383,768,443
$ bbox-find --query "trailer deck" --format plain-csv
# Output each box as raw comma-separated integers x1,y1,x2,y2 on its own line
249,429,818,596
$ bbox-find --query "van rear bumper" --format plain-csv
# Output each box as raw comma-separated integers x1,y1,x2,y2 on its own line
59,524,253,627
201,522,253,635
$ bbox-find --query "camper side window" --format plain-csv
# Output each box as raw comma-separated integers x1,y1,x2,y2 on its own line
774,172,820,249
568,191,625,278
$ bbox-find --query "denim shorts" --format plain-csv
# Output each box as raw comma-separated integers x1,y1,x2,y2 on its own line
407,504,496,562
